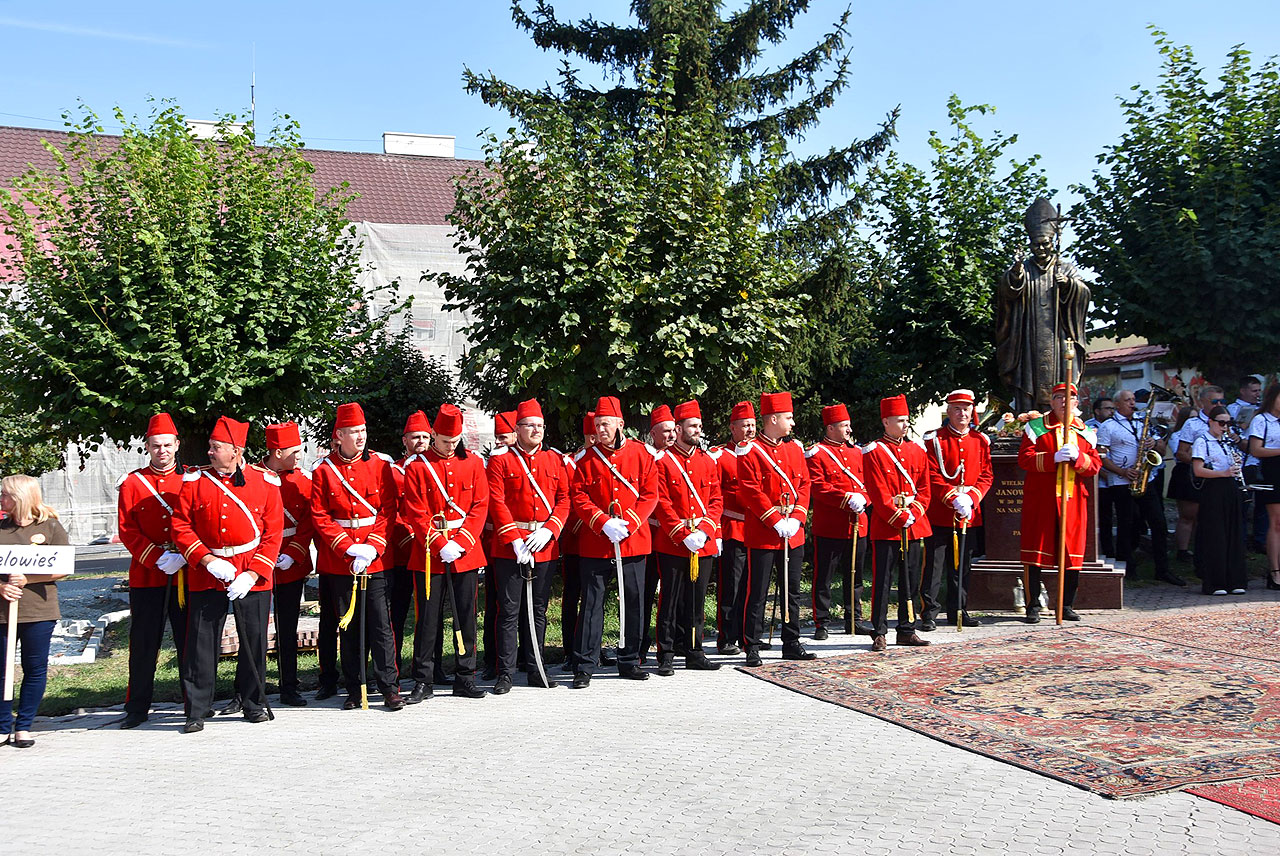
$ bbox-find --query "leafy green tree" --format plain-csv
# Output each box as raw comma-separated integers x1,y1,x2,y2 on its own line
0,391,65,476
1071,30,1280,381
433,48,804,442
0,102,404,463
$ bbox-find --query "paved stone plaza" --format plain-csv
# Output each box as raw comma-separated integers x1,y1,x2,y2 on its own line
5,585,1279,854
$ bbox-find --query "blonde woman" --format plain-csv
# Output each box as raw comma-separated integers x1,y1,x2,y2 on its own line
0,475,71,748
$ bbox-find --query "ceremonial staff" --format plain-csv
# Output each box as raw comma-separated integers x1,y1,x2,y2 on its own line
893,493,914,623
1055,338,1077,626
434,512,466,657
780,491,793,624
955,517,969,633
608,500,626,652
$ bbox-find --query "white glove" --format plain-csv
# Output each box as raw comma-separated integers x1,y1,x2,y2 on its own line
781,518,802,539
157,550,184,575
514,540,535,566
957,504,974,521
275,553,295,571
1054,445,1079,463
682,531,709,553
952,494,974,514
525,527,554,554
715,538,723,556
439,540,465,564
602,518,630,544
346,543,378,564
227,573,255,600
904,514,916,529
206,558,236,583
846,492,867,514
350,558,370,575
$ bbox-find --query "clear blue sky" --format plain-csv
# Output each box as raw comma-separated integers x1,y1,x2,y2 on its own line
2,1,1277,204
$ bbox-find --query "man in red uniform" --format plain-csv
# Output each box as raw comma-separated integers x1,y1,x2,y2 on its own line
805,403,874,640
922,390,994,630
863,395,932,650
739,391,815,667
569,395,659,687
118,412,189,729
171,416,283,733
401,403,490,701
653,399,724,674
309,402,404,710
712,401,755,655
388,411,431,680
1018,382,1103,622
482,410,519,680
559,413,611,671
262,422,315,706
486,398,570,691
641,404,676,663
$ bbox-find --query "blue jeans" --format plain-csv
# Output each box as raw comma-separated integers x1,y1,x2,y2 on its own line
0,619,55,733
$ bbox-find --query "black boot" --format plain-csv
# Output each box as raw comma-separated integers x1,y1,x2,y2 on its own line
656,655,675,677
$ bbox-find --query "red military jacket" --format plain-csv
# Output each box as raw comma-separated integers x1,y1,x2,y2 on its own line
862,436,933,541
712,443,749,543
737,436,811,550
309,450,398,576
1017,415,1102,570
117,464,186,588
263,462,315,585
384,457,416,570
570,438,659,560
923,424,994,529
171,465,284,592
655,443,724,558
560,449,586,557
402,447,489,573
487,442,570,562
805,439,870,540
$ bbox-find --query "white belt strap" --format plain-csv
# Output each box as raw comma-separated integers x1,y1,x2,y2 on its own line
419,455,470,519
208,537,261,558
723,509,745,522
592,445,640,498
750,441,799,502
667,454,709,517
133,471,174,514
323,457,380,518
335,516,378,529
201,471,262,544
281,527,298,537
816,444,866,491
867,441,919,497
512,447,554,517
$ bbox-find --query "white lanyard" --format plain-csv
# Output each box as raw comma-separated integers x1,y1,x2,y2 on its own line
815,443,866,490
323,457,380,518
869,441,917,496
132,471,173,514
750,441,799,500
201,471,261,543
512,446,554,516
418,454,469,519
592,445,640,498
667,451,709,516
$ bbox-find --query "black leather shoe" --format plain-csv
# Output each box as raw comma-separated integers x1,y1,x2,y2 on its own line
182,719,204,734
120,712,148,730
314,684,338,701
656,657,675,677
243,709,270,724
571,672,592,689
812,625,829,641
280,691,307,707
919,620,937,632
219,696,243,716
384,691,405,711
527,670,557,688
492,674,513,695
406,682,431,704
782,645,817,661
618,664,650,680
559,660,577,673
759,642,773,651
896,632,930,647
433,670,454,687
871,635,886,651
452,680,486,699
1156,571,1187,587
854,620,876,636
343,695,362,710
1025,610,1041,625
686,651,721,671
1062,607,1081,621
12,735,34,748
745,648,763,667
599,649,618,667
717,643,741,656
481,667,499,681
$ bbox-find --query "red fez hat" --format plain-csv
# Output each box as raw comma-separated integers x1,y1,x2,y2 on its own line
760,392,793,416
880,395,909,419
516,399,543,422
945,389,976,406
434,404,464,437
334,402,365,430
729,401,755,422
495,411,517,434
1051,382,1079,396
821,404,850,426
595,396,623,419
265,421,301,450
211,416,249,448
673,400,701,422
649,404,674,427
582,411,596,435
402,410,430,435
146,412,178,438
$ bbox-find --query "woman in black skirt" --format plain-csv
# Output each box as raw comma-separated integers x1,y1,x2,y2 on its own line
1191,405,1248,595
1247,383,1280,589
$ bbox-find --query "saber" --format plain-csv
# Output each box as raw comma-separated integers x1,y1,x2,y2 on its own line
956,518,969,633
434,513,466,656
522,556,549,688
894,494,914,623
690,549,699,653
780,491,792,624
848,525,859,635
608,500,626,654
231,595,274,721
357,573,368,710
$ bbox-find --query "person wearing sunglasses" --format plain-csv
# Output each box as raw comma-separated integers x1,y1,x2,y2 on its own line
1190,406,1248,595
1169,384,1226,571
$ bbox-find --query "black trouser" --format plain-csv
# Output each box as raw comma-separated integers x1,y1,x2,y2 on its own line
743,545,803,650
575,555,644,672
182,588,269,720
1127,486,1171,577
870,538,924,636
812,535,866,632
411,570,479,684
561,553,582,659
317,575,340,691
1098,482,1118,558
640,551,659,655
321,572,398,696
484,564,530,673
494,558,555,676
660,553,713,657
922,527,974,622
272,578,305,695
125,583,188,716
387,564,414,674
654,554,682,658
716,539,748,647
1026,565,1079,610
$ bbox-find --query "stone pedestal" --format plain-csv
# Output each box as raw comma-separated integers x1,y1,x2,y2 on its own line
969,451,1124,611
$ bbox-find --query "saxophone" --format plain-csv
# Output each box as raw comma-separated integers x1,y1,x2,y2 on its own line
1130,387,1168,496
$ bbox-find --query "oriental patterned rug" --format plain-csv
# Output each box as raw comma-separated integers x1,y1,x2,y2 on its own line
1187,777,1280,825
1096,603,1280,664
742,627,1280,798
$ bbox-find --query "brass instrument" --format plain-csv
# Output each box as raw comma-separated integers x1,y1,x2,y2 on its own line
1131,383,1183,496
